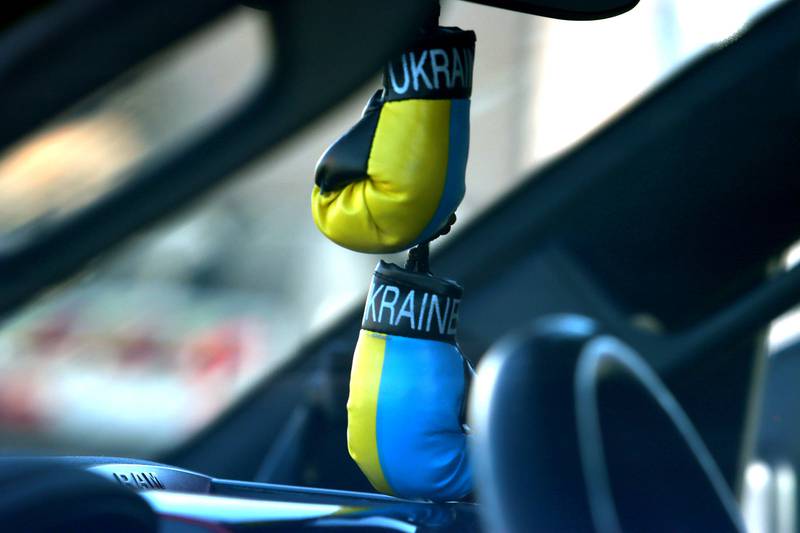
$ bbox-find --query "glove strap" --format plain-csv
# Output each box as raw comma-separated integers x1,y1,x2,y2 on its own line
382,27,476,102
362,261,462,344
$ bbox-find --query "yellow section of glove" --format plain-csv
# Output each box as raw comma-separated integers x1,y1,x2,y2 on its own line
346,330,392,495
311,99,451,254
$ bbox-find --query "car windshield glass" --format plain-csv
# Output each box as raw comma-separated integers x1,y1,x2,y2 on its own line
0,0,782,457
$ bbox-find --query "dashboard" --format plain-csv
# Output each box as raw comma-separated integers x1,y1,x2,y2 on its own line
5,456,480,531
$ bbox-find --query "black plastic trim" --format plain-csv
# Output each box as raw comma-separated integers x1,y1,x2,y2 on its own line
462,0,639,21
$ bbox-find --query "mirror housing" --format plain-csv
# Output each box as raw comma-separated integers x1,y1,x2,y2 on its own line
463,0,639,20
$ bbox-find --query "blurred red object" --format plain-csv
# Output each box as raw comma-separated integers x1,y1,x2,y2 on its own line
28,311,76,356
0,375,44,430
117,326,166,368
184,322,244,381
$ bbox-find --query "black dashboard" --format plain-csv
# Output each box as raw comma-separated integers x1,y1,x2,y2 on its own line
0,456,479,531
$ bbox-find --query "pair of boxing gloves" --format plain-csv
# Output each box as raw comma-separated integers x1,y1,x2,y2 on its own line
311,25,475,501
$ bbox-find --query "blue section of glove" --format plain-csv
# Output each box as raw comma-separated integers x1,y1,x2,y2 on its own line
376,334,472,501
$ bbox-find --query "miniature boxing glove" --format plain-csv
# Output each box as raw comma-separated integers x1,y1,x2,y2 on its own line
312,27,475,253
347,261,472,500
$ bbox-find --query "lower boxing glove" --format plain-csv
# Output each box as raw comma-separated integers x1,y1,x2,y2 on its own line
312,26,475,254
347,261,472,501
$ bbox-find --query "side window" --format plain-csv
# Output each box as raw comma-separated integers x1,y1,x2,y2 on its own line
0,8,277,455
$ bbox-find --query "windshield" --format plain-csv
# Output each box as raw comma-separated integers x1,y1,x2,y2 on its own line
0,0,783,457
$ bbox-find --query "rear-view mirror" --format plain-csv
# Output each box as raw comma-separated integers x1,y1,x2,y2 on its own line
464,0,639,20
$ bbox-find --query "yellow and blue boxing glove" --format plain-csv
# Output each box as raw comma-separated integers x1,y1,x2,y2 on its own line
347,261,472,501
312,26,475,253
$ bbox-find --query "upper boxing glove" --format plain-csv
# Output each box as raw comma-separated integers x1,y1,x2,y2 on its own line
347,261,472,501
312,26,475,253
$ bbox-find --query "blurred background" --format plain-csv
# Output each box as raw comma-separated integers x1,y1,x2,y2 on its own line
0,0,791,477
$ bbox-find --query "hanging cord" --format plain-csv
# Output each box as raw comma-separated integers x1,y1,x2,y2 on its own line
405,241,430,273
405,1,446,276
405,213,456,274
422,0,441,30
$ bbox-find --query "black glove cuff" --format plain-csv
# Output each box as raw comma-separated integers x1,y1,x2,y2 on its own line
362,261,463,344
382,27,476,102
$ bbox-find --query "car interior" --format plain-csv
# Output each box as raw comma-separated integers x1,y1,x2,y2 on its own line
0,0,799,531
